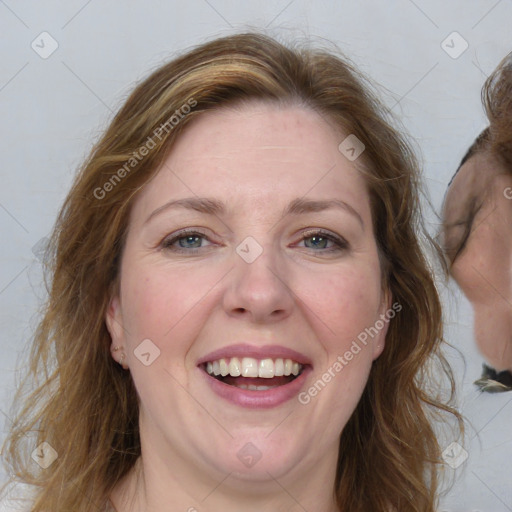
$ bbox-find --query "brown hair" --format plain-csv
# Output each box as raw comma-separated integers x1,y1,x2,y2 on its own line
483,51,512,167
2,32,462,511
443,51,512,265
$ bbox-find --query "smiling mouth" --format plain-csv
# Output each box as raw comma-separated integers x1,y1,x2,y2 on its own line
201,356,305,390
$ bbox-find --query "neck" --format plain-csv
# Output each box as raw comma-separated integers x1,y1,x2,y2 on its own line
109,447,340,512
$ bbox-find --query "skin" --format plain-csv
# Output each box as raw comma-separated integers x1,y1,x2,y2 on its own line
443,151,512,372
106,102,391,512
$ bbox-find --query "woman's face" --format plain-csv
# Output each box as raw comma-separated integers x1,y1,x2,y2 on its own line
443,152,512,371
106,102,390,494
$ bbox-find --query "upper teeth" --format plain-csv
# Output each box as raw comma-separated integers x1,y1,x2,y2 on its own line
205,357,302,378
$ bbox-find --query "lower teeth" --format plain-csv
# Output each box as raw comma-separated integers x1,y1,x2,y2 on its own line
236,384,278,391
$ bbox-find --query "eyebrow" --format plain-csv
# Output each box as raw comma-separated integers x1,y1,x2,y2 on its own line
145,196,364,228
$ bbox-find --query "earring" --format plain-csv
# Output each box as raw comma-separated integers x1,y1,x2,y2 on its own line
111,346,127,369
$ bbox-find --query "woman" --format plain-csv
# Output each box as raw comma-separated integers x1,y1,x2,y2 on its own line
1,33,462,511
442,52,512,392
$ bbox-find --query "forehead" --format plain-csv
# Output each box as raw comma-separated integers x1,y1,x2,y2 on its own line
132,102,372,222
445,152,506,220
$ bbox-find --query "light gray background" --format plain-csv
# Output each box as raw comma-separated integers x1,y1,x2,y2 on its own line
1,1,511,510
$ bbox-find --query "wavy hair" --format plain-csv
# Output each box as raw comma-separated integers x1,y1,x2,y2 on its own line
1,32,463,511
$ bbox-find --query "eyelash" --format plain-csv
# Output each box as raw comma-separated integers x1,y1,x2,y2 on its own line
160,228,349,255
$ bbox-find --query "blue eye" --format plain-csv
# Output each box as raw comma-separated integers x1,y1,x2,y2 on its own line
304,234,331,249
177,235,203,248
161,230,211,253
299,230,348,253
160,229,348,255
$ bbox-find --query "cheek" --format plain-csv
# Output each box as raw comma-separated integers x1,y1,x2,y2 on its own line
300,268,381,330
297,269,381,431
120,262,224,341
295,264,384,349
452,228,512,304
120,274,169,340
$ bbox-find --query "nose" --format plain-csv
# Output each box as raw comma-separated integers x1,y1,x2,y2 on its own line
222,243,295,324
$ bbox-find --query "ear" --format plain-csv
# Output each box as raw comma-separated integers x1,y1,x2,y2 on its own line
371,287,393,360
105,295,126,362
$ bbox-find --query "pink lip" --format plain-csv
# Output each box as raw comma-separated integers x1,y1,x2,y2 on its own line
196,344,313,366
197,365,313,409
196,344,313,409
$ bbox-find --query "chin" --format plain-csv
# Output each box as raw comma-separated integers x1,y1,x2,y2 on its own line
213,434,309,482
